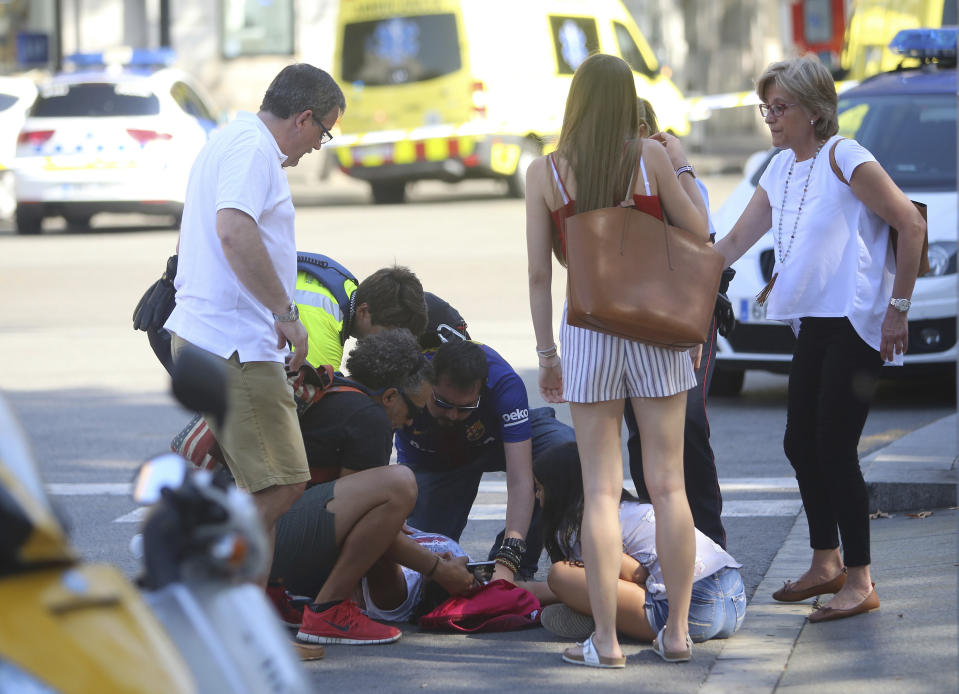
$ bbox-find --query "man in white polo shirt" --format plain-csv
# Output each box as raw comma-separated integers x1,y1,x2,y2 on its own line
165,64,345,588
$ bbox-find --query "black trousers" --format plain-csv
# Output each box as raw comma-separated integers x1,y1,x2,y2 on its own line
626,318,727,548
783,317,882,567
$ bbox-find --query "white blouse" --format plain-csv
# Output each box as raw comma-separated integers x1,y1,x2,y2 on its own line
758,135,898,362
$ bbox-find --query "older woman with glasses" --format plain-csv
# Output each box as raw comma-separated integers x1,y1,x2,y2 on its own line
714,56,926,623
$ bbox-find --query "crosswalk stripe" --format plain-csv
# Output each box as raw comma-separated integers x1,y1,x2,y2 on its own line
42,479,801,523
476,478,798,494
47,483,131,495
470,500,801,520
50,477,798,498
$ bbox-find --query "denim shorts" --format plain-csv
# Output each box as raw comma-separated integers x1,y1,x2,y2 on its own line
645,567,747,642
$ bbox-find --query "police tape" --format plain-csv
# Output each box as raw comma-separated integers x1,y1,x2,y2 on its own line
684,80,859,121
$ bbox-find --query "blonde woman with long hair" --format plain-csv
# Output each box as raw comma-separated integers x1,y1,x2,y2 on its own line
525,53,709,668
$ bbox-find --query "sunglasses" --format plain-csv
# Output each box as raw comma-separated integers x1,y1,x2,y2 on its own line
758,102,799,118
432,391,482,412
311,113,334,144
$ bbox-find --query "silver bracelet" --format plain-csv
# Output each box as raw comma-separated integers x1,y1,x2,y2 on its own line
676,164,695,179
536,343,557,357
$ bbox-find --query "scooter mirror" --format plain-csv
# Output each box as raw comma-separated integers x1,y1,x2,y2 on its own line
171,344,229,431
133,452,187,504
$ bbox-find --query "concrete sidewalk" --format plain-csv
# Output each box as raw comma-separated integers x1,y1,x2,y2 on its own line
702,412,958,693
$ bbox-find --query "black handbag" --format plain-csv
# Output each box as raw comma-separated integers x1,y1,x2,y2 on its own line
133,254,178,332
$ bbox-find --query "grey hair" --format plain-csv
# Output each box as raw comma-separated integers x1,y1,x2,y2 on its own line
756,56,838,141
345,328,433,393
259,63,346,121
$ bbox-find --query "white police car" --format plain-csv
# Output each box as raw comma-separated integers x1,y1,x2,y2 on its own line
0,76,36,219
710,27,958,395
13,49,221,234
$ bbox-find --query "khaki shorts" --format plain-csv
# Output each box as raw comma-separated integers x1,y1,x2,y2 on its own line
171,334,310,493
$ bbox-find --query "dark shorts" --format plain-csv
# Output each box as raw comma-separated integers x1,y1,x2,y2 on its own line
270,480,338,597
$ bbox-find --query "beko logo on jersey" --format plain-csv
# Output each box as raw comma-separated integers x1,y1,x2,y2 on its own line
502,408,529,426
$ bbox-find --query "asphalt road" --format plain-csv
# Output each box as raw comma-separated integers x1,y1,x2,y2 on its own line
0,171,953,692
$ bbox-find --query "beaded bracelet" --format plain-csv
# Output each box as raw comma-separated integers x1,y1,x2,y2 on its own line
494,557,519,574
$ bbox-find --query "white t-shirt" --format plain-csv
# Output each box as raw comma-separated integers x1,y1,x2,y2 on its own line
165,111,296,363
360,530,469,623
758,135,897,360
567,501,741,601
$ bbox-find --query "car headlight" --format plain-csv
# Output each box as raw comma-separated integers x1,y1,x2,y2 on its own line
925,241,957,277
0,659,60,693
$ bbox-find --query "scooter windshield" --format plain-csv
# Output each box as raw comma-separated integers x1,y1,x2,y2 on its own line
0,393,75,570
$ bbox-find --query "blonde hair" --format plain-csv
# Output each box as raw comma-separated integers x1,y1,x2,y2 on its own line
557,54,639,241
756,56,838,141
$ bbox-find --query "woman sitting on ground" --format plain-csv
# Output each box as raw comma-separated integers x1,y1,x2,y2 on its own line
525,442,746,644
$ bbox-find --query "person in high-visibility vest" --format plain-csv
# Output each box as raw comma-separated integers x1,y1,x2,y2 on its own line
294,256,428,369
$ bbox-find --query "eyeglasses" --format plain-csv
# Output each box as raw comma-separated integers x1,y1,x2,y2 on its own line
432,391,482,413
758,103,799,118
311,113,334,144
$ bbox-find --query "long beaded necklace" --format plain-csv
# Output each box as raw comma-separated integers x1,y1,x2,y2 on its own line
756,140,825,306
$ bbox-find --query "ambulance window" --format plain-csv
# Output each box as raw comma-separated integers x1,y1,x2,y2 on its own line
549,16,599,75
341,15,461,86
943,0,957,24
613,22,653,78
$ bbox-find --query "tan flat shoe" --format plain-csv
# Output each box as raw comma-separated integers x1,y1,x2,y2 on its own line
808,584,879,623
772,568,847,602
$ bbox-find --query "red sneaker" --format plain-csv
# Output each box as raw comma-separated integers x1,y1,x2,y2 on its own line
266,584,304,629
297,600,401,645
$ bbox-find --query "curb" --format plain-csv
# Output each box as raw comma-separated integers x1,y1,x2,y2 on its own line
700,511,812,693
862,413,958,513
701,412,957,692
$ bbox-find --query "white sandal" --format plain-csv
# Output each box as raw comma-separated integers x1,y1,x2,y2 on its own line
561,633,626,669
651,626,692,663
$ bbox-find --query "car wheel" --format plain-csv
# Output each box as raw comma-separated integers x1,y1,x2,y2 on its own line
709,368,745,397
506,139,541,199
14,206,42,235
370,182,406,205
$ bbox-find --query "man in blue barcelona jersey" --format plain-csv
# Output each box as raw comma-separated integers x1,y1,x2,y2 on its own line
395,339,575,583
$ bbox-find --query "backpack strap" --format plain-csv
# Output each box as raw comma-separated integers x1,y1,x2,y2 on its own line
828,137,848,186
296,253,359,345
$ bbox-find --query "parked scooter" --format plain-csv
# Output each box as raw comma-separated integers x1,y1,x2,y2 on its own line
0,345,312,693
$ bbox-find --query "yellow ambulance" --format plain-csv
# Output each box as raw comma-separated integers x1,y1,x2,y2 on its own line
841,0,957,80
329,0,690,203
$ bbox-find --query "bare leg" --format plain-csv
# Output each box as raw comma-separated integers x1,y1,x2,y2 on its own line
630,393,694,655
515,579,560,606
253,481,306,587
314,466,417,603
548,560,656,642
789,548,845,591
568,399,627,661
822,564,874,610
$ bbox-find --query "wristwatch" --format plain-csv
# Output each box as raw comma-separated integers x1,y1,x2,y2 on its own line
889,298,911,313
272,300,299,322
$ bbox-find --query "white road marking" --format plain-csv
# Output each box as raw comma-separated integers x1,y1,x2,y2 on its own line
44,478,802,523
47,482,131,496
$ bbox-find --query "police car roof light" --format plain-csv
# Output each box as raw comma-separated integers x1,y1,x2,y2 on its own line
64,47,176,70
889,27,958,61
